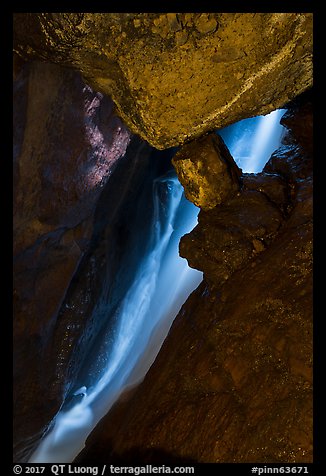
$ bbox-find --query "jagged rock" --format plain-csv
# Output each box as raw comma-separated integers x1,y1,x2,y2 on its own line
172,133,241,210
77,94,312,464
264,93,313,184
13,13,312,148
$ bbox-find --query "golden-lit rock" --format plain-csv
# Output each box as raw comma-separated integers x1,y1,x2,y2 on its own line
13,13,313,148
172,133,241,210
194,13,218,34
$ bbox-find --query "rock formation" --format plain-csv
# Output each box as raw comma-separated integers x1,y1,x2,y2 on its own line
13,59,133,461
77,91,312,464
172,133,241,210
13,12,313,463
13,13,312,148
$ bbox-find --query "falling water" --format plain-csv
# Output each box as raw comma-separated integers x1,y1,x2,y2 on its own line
29,170,203,463
219,109,286,172
28,109,285,463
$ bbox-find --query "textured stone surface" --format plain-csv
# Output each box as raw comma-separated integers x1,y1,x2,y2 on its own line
13,12,313,463
77,95,312,464
172,133,241,210
13,59,131,461
13,13,313,148
180,188,285,285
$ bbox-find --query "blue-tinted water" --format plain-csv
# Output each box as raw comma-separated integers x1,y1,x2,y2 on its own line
29,109,286,463
29,171,203,463
219,109,285,173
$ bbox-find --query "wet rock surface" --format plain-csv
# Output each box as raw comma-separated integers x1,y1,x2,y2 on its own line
13,13,312,148
180,189,284,285
77,95,312,463
13,60,132,462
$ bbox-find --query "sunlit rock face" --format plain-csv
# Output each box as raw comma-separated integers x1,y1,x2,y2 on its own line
13,60,131,256
77,92,312,463
13,13,312,148
13,59,131,462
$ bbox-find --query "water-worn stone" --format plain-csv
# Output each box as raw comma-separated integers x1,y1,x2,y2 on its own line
13,13,313,148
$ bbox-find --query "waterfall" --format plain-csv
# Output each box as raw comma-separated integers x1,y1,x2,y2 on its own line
219,109,285,172
28,109,286,463
29,170,203,463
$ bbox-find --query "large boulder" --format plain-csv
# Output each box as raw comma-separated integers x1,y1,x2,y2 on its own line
13,13,313,148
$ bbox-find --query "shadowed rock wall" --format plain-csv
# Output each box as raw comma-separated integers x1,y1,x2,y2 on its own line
13,60,132,461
